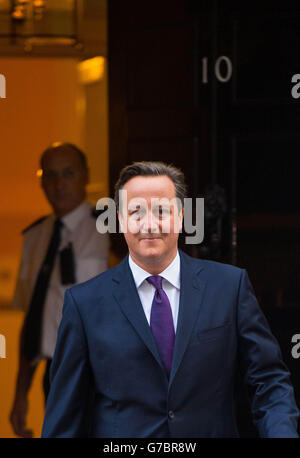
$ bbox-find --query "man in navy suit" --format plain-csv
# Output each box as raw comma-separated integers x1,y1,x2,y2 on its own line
42,161,299,438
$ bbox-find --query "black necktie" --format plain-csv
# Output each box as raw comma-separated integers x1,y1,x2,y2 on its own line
23,218,62,362
60,242,76,285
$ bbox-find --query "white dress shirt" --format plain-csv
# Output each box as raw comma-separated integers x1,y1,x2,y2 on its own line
128,251,180,332
12,201,109,361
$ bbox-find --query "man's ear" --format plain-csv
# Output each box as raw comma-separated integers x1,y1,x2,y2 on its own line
118,209,125,233
40,175,46,193
178,207,184,231
84,167,90,185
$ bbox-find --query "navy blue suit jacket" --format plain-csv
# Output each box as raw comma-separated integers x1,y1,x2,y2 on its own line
42,250,299,437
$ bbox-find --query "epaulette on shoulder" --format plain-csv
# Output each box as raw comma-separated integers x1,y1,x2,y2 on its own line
22,215,48,234
91,208,100,218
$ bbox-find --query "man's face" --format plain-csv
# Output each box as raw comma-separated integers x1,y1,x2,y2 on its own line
41,148,88,217
118,175,183,273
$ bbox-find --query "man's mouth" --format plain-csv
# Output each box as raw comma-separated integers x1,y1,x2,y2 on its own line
139,236,162,240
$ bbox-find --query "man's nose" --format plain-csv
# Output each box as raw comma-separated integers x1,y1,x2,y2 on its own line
54,175,65,190
140,211,159,233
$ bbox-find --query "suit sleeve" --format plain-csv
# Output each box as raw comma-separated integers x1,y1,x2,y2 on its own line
237,269,299,438
41,289,94,437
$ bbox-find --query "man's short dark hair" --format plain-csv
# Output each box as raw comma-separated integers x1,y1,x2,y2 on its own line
40,142,88,170
114,161,187,210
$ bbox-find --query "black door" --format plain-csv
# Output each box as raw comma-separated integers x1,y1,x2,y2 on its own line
108,0,300,436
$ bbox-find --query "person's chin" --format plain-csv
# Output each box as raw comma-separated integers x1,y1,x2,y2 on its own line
139,238,163,257
53,201,73,216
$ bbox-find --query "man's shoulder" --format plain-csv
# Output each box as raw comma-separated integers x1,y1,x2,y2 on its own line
22,215,50,235
180,250,243,279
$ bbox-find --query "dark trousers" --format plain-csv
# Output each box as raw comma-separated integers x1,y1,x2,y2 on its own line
43,359,52,403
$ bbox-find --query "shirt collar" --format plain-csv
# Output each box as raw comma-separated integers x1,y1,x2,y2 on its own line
58,201,91,232
128,251,180,290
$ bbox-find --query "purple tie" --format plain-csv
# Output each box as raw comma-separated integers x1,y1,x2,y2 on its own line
147,275,175,376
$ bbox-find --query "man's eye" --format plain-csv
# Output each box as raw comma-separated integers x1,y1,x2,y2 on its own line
43,171,56,180
63,169,75,179
154,207,170,217
129,208,144,217
42,169,76,180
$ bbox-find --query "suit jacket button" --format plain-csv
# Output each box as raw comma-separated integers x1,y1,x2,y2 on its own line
168,410,175,419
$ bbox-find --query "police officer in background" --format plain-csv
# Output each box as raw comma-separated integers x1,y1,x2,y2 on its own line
10,142,109,438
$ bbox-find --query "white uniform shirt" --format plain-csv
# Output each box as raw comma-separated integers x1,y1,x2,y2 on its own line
128,251,180,331
12,201,109,361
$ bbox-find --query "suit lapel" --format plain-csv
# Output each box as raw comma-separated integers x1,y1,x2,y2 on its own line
168,250,206,387
112,256,166,376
